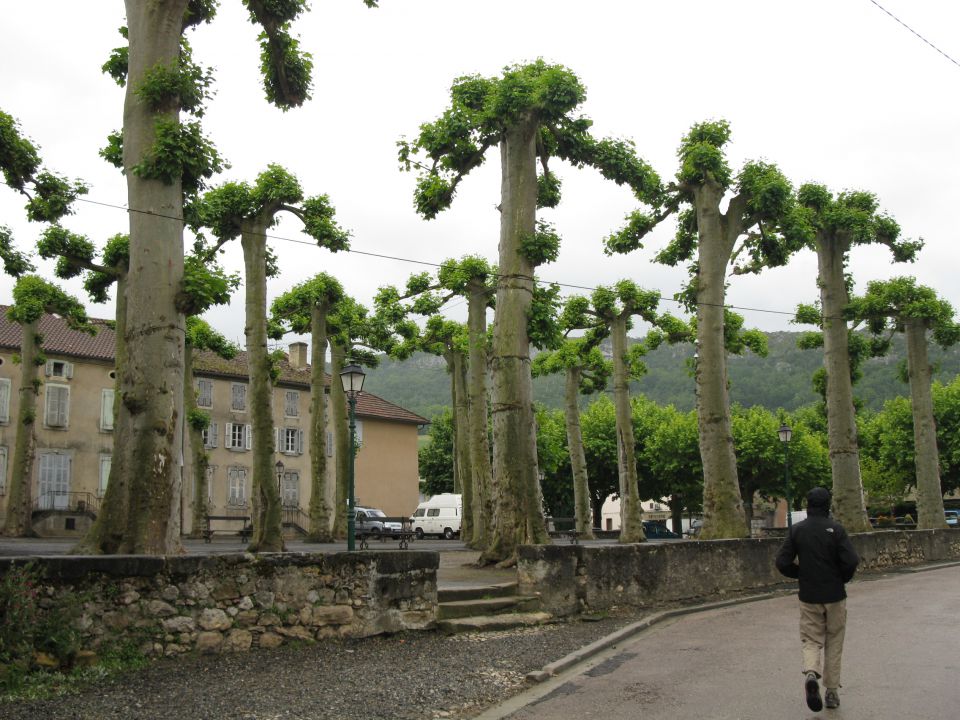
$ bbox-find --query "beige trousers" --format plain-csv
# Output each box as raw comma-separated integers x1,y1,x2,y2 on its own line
799,599,847,689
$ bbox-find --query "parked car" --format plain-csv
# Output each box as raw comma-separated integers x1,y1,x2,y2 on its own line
354,507,402,537
410,493,462,539
643,521,682,540
945,510,959,527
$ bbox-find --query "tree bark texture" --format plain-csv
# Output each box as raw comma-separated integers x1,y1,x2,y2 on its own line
693,180,749,539
3,320,38,536
451,350,473,541
564,367,594,539
307,303,333,541
330,344,348,539
815,237,871,532
241,218,284,552
611,316,645,542
467,282,494,549
482,114,548,564
904,318,948,529
112,0,189,554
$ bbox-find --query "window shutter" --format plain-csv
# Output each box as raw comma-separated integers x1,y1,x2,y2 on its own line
65,362,74,379
0,379,10,423
245,424,252,450
225,422,234,449
326,430,333,457
274,427,280,451
45,360,53,377
211,422,218,448
355,420,363,444
100,389,115,431
57,387,68,427
298,429,304,455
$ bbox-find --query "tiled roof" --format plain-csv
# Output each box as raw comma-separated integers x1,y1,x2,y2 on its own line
0,306,116,362
0,308,428,426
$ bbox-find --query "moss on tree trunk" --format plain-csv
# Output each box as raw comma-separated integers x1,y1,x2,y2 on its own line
307,303,334,542
467,280,494,549
4,320,38,537
564,367,594,539
611,316,645,542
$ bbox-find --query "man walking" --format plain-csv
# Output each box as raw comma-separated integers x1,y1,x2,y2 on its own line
776,487,860,711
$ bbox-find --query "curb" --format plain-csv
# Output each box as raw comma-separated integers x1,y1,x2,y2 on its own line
524,559,959,684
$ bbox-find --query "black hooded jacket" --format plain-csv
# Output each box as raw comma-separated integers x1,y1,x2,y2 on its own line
775,507,860,604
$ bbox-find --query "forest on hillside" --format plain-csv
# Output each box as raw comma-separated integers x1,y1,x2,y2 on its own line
363,330,960,423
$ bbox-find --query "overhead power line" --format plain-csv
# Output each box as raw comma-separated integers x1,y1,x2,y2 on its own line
866,0,960,69
65,194,804,321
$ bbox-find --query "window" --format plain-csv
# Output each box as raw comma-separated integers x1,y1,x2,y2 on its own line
284,390,299,418
38,451,70,509
98,454,111,497
227,466,247,506
282,471,299,507
100,388,114,431
45,360,73,379
281,427,304,455
427,508,440,517
197,379,213,408
0,446,7,495
354,420,363,444
231,383,247,412
44,384,70,428
202,422,218,449
225,423,251,451
0,378,10,423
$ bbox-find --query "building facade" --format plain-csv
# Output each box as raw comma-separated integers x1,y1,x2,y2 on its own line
0,314,426,537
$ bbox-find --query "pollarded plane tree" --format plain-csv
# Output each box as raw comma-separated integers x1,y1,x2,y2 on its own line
605,120,805,539
531,313,611,540
399,60,662,564
849,277,959,529
788,187,921,531
374,256,497,548
269,273,346,542
3,277,94,536
97,0,378,555
191,165,350,552
183,315,240,537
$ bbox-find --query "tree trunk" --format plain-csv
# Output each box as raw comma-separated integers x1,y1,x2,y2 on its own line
564,367,594,539
482,114,548,565
611,315,644,542
330,344,348,539
904,317,947,529
693,181,749,539
669,495,684,536
241,218,283,552
467,280,494,549
816,236,871,532
3,320,38,536
80,274,130,552
184,344,209,538
451,350,473,542
111,0,189,554
307,302,333,542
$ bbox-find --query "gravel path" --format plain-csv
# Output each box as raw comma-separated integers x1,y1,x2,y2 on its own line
0,612,645,720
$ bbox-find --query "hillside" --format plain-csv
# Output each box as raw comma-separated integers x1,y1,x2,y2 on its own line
362,331,960,422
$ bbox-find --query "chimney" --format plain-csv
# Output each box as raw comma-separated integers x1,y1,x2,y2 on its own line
288,342,308,370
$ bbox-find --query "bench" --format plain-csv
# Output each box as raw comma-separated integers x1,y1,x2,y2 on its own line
203,515,252,543
356,516,417,550
546,517,580,544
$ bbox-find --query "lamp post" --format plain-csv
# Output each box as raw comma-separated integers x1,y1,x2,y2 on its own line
778,422,793,529
340,362,366,551
275,460,284,505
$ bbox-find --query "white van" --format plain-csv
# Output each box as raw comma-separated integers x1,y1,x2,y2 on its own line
410,493,462,539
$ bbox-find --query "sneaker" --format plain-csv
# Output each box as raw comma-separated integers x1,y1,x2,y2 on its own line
825,688,840,709
805,672,823,712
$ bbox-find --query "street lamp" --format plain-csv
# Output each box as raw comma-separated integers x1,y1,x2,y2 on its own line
275,459,284,500
778,422,793,529
340,363,366,551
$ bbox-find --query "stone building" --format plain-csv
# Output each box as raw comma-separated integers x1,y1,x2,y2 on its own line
0,311,426,537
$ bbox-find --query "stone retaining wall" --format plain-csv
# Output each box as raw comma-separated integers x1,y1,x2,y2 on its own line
518,529,960,616
0,551,438,658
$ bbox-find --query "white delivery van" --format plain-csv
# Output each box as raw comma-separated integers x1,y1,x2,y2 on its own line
410,493,462,539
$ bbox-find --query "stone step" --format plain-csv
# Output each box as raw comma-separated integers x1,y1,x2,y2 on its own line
437,611,553,635
437,581,519,603
437,595,541,620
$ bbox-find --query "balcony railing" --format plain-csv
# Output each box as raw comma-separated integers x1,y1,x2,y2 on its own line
33,491,100,515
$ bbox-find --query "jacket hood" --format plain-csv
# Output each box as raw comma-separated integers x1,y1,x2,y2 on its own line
807,487,832,511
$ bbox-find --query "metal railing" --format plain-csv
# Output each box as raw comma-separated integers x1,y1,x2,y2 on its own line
33,491,100,515
282,506,310,534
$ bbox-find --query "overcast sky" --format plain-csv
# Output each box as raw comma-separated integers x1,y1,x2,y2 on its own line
2,0,958,353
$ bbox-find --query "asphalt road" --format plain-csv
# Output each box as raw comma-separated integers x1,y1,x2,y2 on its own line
478,564,960,720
